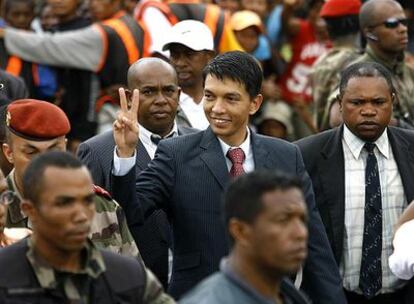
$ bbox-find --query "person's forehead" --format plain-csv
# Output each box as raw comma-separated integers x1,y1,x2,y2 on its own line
204,74,248,95
15,135,65,149
373,2,405,22
134,65,177,86
343,76,390,95
42,166,92,191
258,188,306,217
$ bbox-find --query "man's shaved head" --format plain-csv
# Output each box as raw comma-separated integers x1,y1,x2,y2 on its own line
127,58,177,89
359,0,403,29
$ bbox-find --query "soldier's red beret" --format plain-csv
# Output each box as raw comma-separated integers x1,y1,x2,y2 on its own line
320,0,361,18
6,99,70,141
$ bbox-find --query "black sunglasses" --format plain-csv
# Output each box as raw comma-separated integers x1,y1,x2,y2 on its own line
371,18,408,29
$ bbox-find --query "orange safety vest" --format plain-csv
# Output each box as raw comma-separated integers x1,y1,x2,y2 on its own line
135,0,242,53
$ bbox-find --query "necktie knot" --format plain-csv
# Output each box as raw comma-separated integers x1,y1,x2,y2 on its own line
226,148,245,178
364,142,376,154
151,132,175,145
227,148,245,165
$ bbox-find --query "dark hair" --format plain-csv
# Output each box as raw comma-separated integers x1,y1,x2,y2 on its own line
339,61,396,99
3,0,35,14
324,15,360,40
22,151,84,205
203,51,263,98
224,170,303,246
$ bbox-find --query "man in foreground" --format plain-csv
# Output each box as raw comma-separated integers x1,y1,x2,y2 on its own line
180,170,310,303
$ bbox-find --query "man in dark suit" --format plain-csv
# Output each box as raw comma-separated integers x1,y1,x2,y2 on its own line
77,57,194,288
112,51,345,303
296,62,414,303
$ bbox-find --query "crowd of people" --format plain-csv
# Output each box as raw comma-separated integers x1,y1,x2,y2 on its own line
0,0,414,303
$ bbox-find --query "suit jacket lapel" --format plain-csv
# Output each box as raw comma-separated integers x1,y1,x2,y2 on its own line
388,128,414,202
319,127,345,263
200,128,229,190
251,132,271,170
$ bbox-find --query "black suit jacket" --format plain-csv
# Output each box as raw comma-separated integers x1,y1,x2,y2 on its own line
77,126,194,288
112,128,346,302
296,126,414,266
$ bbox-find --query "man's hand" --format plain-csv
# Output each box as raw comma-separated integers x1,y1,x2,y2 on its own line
113,88,140,158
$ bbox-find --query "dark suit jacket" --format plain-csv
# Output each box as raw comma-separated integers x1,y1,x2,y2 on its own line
296,126,414,267
77,126,194,288
112,128,346,303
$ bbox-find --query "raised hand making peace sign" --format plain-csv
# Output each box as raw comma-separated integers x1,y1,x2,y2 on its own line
114,88,140,158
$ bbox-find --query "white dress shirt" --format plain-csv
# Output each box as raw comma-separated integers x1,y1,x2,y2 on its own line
389,220,414,280
340,126,406,294
179,92,209,130
218,128,254,173
113,122,178,175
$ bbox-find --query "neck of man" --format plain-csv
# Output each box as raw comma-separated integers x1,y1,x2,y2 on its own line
32,234,82,272
370,43,404,64
148,122,174,138
182,83,204,105
228,252,283,303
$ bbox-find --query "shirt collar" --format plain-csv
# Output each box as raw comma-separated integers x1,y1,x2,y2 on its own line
343,124,389,159
139,121,178,145
218,128,251,158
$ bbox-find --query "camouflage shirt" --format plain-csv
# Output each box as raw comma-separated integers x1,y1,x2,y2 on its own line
311,46,360,131
26,237,106,303
26,237,175,304
5,171,140,258
351,46,414,128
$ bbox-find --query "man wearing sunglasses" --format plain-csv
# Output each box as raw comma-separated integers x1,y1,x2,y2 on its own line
353,0,414,129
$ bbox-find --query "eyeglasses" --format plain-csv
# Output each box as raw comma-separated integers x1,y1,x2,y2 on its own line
370,18,409,29
0,191,15,206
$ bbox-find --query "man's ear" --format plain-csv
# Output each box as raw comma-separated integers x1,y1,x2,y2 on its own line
21,199,36,223
249,94,263,115
2,143,14,164
228,218,253,248
336,95,343,112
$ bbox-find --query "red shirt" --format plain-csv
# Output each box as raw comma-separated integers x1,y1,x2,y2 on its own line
278,20,331,104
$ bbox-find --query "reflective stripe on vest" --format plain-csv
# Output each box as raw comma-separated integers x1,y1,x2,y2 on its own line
101,18,140,65
5,56,22,77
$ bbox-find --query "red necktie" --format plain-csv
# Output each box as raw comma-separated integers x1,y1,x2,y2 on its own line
227,148,245,178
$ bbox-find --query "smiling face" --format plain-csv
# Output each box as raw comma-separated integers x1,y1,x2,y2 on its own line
203,74,262,146
340,76,393,142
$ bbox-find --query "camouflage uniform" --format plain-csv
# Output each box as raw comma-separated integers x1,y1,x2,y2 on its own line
316,46,414,129
311,46,360,131
350,46,414,128
5,171,140,258
23,237,175,303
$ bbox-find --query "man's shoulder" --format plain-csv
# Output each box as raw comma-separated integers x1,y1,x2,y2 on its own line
0,240,30,285
254,132,298,151
79,130,115,151
313,47,360,71
389,126,414,143
179,273,238,304
295,128,338,150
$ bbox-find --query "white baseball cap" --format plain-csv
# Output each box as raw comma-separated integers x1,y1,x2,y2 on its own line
162,20,215,52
